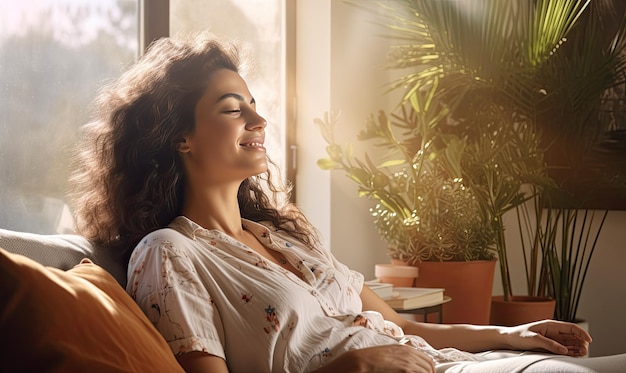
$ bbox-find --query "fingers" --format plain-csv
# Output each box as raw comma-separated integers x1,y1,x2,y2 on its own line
533,334,569,355
543,320,592,343
347,345,436,373
415,351,436,373
563,343,589,357
418,360,436,373
401,346,436,373
546,323,592,355
567,324,592,343
528,324,591,356
559,334,590,357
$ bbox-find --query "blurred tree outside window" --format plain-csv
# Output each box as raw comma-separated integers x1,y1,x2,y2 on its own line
0,0,138,234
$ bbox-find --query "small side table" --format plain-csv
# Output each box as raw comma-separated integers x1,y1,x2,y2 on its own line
394,296,451,323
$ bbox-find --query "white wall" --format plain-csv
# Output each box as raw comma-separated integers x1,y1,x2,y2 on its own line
294,0,332,246
295,0,390,269
296,0,626,357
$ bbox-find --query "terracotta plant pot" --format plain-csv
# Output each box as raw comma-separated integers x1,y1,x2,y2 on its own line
490,296,556,326
393,259,496,325
374,264,419,287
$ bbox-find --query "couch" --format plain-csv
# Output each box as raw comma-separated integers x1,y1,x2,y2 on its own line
5,227,626,373
0,228,185,372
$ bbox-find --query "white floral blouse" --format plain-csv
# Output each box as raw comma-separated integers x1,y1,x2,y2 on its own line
126,216,475,372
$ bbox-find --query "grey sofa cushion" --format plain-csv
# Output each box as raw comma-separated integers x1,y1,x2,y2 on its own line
0,228,127,286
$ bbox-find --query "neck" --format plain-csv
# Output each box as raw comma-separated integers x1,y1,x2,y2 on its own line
182,182,244,236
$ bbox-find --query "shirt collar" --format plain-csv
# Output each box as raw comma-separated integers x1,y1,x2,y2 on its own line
169,215,275,244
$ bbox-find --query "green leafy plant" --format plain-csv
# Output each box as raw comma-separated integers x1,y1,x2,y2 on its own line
316,82,496,263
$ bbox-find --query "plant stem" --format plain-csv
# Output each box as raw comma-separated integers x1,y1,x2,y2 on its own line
494,215,512,301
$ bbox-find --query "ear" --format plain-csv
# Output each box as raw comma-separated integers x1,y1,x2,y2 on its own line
177,137,191,154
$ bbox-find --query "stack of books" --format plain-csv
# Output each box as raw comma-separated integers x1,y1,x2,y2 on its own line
365,280,445,310
382,287,445,310
364,280,394,299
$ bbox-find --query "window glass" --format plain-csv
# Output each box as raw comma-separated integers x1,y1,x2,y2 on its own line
170,0,287,177
0,0,138,234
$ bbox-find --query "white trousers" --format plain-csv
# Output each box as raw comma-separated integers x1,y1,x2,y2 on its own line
437,350,626,373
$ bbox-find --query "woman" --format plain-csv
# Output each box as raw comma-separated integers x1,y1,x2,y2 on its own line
70,32,623,373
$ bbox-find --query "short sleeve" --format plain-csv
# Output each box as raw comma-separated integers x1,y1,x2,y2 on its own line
312,241,365,295
126,231,226,359
332,255,365,294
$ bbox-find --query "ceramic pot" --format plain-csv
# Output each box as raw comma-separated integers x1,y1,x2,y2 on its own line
374,264,418,287
490,296,556,326
393,259,496,325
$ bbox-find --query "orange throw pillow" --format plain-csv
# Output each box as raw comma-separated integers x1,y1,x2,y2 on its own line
0,247,184,372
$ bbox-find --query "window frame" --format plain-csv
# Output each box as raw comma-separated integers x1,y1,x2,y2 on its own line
285,0,297,201
139,0,169,55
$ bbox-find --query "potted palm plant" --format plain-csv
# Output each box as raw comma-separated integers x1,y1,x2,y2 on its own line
515,189,609,326
378,0,626,310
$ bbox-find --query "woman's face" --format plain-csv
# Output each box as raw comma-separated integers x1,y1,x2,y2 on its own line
180,68,268,186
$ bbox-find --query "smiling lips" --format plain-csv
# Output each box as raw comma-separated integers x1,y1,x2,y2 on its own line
240,138,265,150
241,142,264,148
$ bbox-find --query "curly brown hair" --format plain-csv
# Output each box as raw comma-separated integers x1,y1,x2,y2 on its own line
69,33,318,254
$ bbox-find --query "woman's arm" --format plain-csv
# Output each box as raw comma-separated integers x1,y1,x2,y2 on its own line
176,351,229,373
360,285,591,356
360,285,507,351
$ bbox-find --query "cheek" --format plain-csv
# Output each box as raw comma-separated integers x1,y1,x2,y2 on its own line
196,139,231,160
192,130,240,164
190,123,236,150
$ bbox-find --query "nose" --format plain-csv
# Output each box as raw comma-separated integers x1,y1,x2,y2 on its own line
245,111,267,131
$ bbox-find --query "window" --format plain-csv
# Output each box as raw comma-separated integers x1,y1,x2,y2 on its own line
0,0,292,235
0,0,139,234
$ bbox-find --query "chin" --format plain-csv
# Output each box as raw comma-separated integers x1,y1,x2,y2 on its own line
251,164,269,177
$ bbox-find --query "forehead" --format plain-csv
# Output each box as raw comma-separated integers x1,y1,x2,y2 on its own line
202,68,252,102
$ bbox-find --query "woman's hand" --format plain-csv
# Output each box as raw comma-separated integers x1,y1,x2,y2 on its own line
504,320,592,357
314,345,435,373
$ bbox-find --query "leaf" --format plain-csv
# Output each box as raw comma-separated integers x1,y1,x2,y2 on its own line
364,152,378,172
422,76,439,113
372,174,389,189
326,144,343,161
379,159,406,168
348,168,371,185
409,89,422,113
440,135,466,178
346,143,354,160
317,158,337,170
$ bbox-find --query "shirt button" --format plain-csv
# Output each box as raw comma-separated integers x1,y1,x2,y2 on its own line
311,290,317,296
